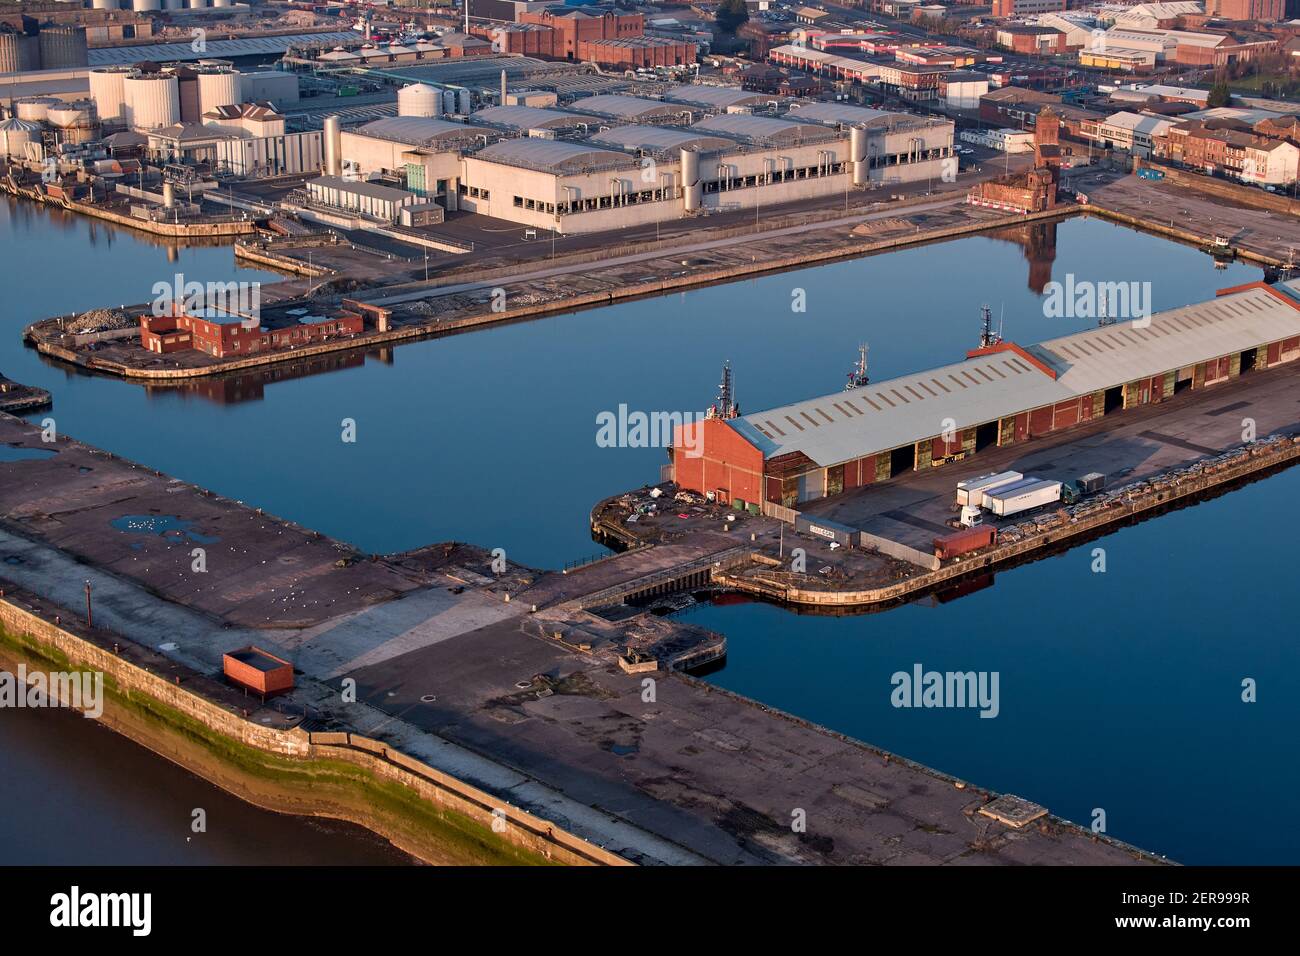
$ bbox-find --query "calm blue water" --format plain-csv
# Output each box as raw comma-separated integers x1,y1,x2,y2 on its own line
1,196,1292,865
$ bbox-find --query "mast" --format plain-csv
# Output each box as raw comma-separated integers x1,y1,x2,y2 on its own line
846,343,869,389
709,361,738,419
979,304,1001,349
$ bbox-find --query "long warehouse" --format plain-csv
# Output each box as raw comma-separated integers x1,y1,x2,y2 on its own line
671,281,1300,507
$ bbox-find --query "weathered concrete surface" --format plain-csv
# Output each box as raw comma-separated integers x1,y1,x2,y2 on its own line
0,412,1160,865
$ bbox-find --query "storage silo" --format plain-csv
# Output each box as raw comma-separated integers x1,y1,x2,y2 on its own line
397,83,441,118
197,68,242,117
132,0,163,11
47,101,99,145
38,25,88,69
163,0,183,8
0,30,40,74
124,72,180,130
91,0,119,8
15,97,59,123
0,118,41,160
441,88,457,115
850,125,868,187
455,88,471,116
188,0,211,8
89,66,132,124
680,148,701,212
213,0,232,7
323,114,341,176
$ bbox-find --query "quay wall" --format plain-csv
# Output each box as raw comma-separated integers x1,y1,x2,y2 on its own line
0,179,255,238
0,592,629,867
30,205,1080,382
717,436,1300,609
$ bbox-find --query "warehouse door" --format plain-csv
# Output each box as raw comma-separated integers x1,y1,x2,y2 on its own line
1103,385,1124,415
1240,348,1257,375
975,421,998,452
889,445,914,478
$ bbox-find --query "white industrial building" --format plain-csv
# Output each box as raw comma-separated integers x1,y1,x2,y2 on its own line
307,175,420,221
326,89,955,234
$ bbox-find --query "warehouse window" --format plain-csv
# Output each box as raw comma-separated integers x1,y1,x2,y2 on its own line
513,195,523,207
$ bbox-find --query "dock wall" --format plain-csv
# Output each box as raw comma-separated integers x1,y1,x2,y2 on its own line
0,592,629,866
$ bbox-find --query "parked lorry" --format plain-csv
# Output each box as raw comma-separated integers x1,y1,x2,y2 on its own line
1062,472,1106,504
985,478,1062,517
955,471,1022,507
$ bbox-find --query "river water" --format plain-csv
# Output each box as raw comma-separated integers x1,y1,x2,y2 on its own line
1,196,1294,864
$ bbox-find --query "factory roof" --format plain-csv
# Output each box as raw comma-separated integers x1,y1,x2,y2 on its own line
732,282,1300,467
786,101,897,127
472,137,634,174
309,175,415,202
354,116,489,145
89,32,360,66
589,125,737,156
662,86,784,109
569,94,691,122
470,105,591,130
1027,282,1300,394
691,113,836,146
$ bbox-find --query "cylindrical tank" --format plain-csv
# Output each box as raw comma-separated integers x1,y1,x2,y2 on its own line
163,181,175,209
0,31,40,74
188,0,211,8
89,67,132,124
15,97,59,122
323,114,342,176
0,118,41,159
163,0,183,7
132,0,162,10
455,88,471,116
197,69,242,117
48,100,99,145
91,0,120,8
213,0,232,6
123,72,180,129
38,25,89,70
681,147,701,212
397,83,440,118
850,124,868,187
441,89,456,115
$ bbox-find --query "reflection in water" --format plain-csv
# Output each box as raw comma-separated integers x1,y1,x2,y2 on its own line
142,350,369,405
989,220,1059,294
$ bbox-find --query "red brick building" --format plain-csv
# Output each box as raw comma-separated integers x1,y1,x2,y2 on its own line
140,306,363,358
478,10,695,67
1205,0,1285,20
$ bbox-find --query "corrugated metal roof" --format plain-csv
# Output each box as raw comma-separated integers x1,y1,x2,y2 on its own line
787,101,897,127
588,125,736,156
736,351,1072,468
310,175,414,201
1028,283,1300,393
691,113,836,146
472,137,633,173
88,32,359,66
663,86,783,109
470,105,590,130
569,94,688,121
354,116,488,145
734,283,1300,468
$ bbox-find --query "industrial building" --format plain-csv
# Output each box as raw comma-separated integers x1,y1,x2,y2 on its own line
672,281,1300,507
328,87,953,234
140,304,364,358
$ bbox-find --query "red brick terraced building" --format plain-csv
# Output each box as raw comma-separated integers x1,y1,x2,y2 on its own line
140,305,364,358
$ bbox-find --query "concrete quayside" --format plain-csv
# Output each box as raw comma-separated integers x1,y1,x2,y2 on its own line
0,404,1163,865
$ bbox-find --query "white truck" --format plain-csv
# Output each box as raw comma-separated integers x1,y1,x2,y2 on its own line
984,478,1063,517
956,471,1023,508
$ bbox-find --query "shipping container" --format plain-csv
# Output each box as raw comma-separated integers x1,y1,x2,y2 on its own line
955,470,1022,506
934,525,996,560
795,515,856,548
1079,472,1105,493
979,476,1041,509
985,479,1062,517
223,646,294,698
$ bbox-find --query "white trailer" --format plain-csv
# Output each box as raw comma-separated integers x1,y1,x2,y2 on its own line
985,479,1062,517
955,471,1023,507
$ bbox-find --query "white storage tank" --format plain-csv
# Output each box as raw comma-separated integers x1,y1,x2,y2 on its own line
455,88,471,115
0,118,41,159
163,0,183,7
441,89,457,115
89,66,132,124
15,97,59,123
323,114,341,176
196,69,242,117
124,72,180,130
850,124,868,187
188,0,211,8
132,0,162,10
91,0,119,9
680,147,701,212
213,0,233,6
397,83,441,118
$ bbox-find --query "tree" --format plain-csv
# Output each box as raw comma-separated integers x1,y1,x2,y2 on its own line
716,0,749,35
1207,81,1232,108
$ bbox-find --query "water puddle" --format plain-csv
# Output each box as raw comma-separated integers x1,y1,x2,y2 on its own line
0,444,56,463
110,514,220,545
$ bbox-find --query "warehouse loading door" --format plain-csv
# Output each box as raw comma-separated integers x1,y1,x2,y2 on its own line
975,421,998,452
889,445,914,478
1103,385,1124,415
1240,348,1257,374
